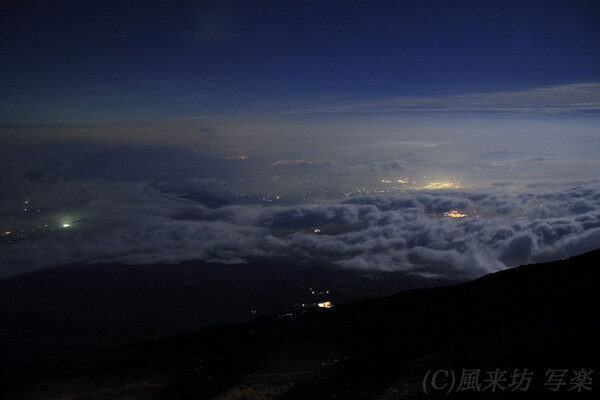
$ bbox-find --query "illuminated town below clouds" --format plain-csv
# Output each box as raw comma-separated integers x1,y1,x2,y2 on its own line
3,141,589,260
0,158,471,248
1,134,598,281
0,199,74,246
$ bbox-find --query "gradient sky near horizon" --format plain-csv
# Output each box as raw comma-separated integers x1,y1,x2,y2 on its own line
1,1,600,280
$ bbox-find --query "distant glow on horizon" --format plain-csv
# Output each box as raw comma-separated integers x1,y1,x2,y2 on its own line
422,181,462,190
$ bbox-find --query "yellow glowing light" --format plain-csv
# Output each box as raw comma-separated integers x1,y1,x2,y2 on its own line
423,181,461,190
317,301,332,308
270,159,335,167
3,231,10,235
62,224,70,228
397,179,408,183
314,228,321,233
443,210,467,218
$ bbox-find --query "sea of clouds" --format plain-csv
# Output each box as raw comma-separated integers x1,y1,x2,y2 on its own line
2,175,599,281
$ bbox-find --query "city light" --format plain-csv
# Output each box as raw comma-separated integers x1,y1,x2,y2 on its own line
443,210,467,218
423,181,461,190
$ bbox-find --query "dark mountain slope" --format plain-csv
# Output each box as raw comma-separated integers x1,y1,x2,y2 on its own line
2,249,598,399
0,259,454,386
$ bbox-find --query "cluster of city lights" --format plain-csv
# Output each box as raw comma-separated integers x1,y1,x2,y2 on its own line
443,210,468,218
271,159,338,167
0,200,75,246
423,181,461,190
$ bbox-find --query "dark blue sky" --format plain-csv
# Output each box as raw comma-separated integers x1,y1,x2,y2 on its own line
1,0,599,123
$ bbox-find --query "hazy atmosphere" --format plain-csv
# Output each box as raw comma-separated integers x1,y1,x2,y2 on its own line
1,0,599,282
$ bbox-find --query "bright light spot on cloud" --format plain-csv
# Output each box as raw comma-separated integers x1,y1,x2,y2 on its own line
443,210,467,218
62,224,70,228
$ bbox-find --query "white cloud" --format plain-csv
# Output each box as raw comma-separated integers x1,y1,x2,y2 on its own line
268,82,600,116
2,180,600,282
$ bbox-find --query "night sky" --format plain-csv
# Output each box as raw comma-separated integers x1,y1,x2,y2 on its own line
1,1,600,280
2,0,599,122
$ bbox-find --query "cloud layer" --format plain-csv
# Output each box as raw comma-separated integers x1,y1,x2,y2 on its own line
283,82,600,116
2,179,599,281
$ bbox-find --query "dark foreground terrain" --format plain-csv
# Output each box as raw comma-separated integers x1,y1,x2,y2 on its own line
2,250,598,399
0,258,454,386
